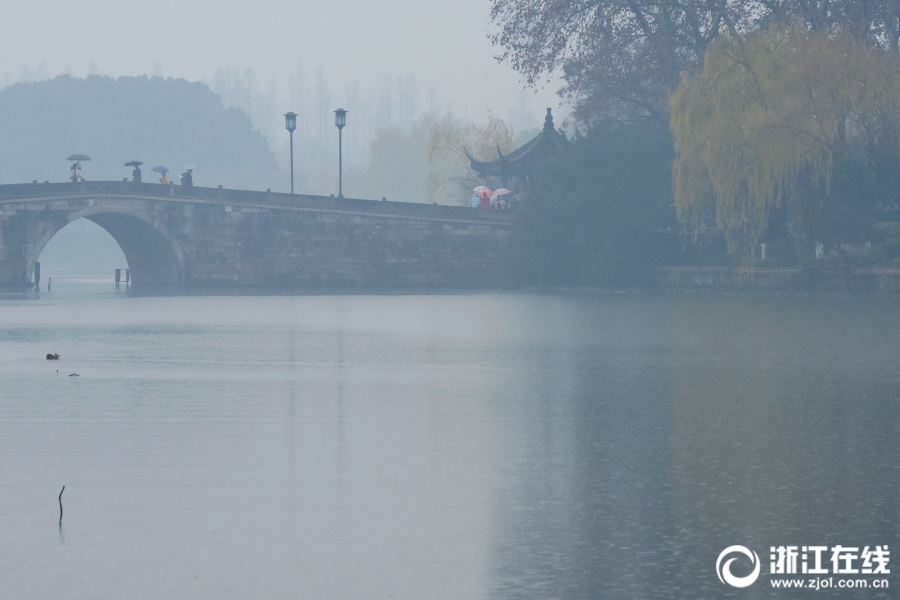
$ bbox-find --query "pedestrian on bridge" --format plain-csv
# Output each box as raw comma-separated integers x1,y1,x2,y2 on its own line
181,165,196,187
126,161,144,183
152,166,169,184
66,154,90,182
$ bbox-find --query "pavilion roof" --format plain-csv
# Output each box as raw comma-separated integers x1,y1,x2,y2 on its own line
467,108,567,179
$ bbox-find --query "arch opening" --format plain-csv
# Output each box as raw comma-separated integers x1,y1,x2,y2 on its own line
36,212,182,286
37,218,127,283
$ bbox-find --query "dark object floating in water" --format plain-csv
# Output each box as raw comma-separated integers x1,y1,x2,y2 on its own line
46,353,59,360
59,486,65,525
68,373,79,377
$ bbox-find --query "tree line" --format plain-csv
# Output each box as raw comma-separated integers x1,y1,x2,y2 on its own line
489,0,900,282
490,0,900,120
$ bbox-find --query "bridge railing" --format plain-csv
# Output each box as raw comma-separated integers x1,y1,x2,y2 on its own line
0,181,514,222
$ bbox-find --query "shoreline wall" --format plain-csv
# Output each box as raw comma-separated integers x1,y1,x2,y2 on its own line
656,266,900,292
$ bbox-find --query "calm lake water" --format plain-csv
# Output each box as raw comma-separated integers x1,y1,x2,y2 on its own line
0,283,897,599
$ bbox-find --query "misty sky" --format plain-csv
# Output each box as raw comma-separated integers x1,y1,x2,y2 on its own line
0,0,565,129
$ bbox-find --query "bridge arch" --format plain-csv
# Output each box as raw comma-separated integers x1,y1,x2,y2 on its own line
34,205,183,285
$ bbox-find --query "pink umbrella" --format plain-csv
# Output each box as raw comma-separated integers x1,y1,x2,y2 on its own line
493,188,512,196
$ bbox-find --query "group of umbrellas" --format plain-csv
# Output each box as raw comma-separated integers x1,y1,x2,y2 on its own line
124,161,198,174
474,185,511,199
66,154,197,175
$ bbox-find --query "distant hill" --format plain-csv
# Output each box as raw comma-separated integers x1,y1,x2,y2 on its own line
0,75,278,190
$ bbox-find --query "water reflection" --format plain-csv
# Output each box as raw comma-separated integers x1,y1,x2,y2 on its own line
487,295,898,599
0,290,895,599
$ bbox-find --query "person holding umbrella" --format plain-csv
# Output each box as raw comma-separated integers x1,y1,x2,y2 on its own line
474,186,493,209
492,188,511,210
67,153,90,182
125,161,143,183
152,166,169,184
180,165,196,187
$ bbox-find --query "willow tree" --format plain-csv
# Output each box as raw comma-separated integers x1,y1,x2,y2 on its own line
426,112,516,205
671,23,900,255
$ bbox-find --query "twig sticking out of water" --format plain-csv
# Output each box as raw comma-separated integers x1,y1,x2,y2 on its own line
59,486,65,525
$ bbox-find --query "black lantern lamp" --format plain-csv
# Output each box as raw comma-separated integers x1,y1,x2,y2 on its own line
284,112,297,194
334,108,347,198
285,111,297,133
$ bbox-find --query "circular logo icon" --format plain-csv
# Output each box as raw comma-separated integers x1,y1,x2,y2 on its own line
716,545,761,588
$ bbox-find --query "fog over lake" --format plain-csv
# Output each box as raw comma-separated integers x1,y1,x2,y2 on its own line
0,282,896,598
2,1,899,597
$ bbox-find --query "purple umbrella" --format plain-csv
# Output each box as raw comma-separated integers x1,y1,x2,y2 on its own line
151,166,169,173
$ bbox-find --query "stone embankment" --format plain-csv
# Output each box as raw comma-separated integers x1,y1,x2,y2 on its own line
657,265,900,292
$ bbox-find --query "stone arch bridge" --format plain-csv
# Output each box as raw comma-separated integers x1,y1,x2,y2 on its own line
0,182,514,290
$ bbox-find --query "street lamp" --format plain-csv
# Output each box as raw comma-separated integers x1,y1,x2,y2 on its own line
284,112,297,195
334,108,347,198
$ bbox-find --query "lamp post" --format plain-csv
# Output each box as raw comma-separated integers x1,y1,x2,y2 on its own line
334,108,347,198
284,112,297,194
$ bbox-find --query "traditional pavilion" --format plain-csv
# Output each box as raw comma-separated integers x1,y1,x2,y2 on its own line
467,108,566,191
